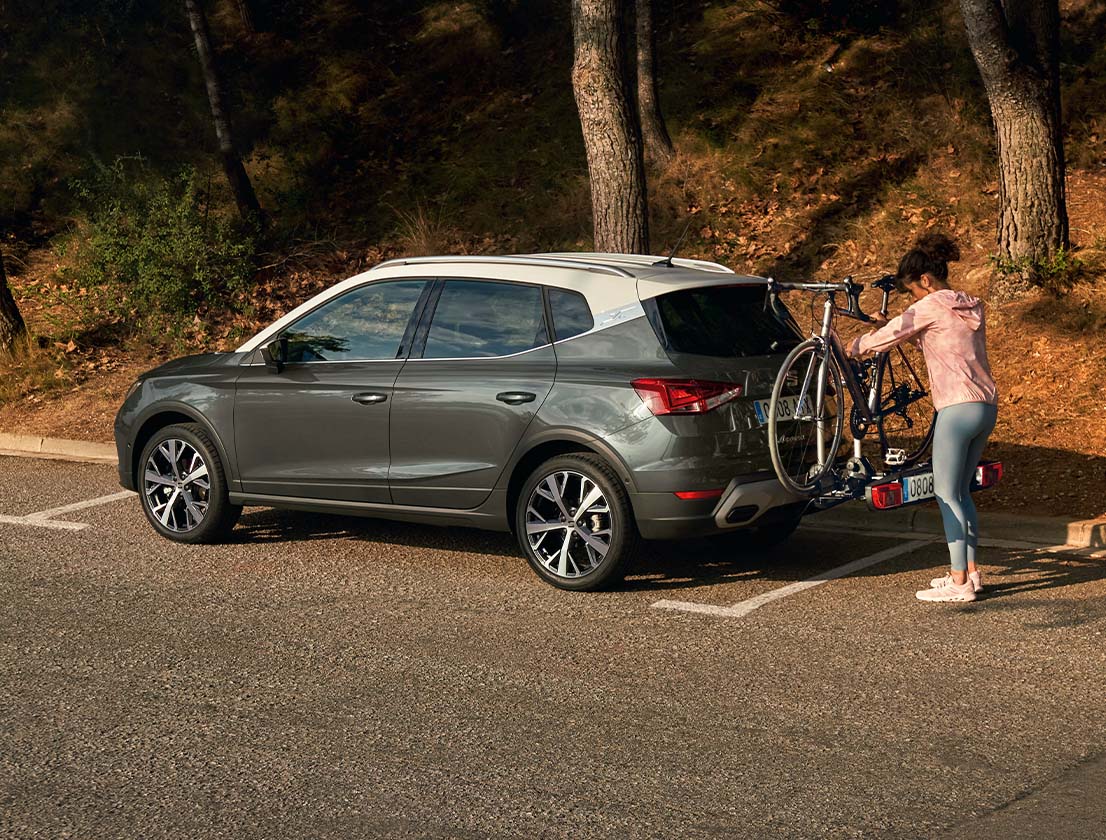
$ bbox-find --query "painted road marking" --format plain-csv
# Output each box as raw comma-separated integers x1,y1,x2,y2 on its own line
652,540,931,618
0,490,136,531
24,490,136,521
0,513,88,531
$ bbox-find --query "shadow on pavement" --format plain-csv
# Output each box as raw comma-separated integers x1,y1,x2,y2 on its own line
849,539,1106,605
232,507,1106,599
232,507,892,591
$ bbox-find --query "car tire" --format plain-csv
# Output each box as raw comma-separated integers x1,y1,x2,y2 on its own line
515,453,639,591
138,423,241,544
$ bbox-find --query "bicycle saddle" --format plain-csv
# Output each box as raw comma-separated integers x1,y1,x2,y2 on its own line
871,274,897,292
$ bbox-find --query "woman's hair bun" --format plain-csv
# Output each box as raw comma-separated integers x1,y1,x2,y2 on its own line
914,232,960,263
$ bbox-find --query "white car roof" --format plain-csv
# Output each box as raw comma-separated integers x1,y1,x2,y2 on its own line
237,253,767,353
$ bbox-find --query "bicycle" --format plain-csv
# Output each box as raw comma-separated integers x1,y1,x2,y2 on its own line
764,274,936,496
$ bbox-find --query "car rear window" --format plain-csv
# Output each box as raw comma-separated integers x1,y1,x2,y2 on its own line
648,285,801,358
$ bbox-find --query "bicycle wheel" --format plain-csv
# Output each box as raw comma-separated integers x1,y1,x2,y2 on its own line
769,339,846,494
874,344,936,469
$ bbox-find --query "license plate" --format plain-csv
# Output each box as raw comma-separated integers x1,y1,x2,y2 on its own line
753,394,802,425
901,471,935,503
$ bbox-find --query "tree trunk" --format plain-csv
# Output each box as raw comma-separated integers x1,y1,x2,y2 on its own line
0,248,27,355
571,0,649,254
960,0,1068,297
635,0,675,166
185,0,262,221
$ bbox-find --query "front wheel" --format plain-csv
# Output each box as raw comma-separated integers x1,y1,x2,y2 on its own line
768,339,845,495
874,346,936,469
515,453,639,591
138,423,241,544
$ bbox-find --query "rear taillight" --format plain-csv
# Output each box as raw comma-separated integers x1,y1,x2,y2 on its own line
632,378,743,416
975,461,1003,489
869,482,904,510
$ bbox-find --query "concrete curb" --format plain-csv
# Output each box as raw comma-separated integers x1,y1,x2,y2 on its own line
0,433,116,464
812,504,1106,550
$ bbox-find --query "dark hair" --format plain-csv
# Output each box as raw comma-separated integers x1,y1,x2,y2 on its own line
895,232,960,291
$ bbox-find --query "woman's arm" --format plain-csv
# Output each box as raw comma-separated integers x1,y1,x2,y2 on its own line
846,306,933,357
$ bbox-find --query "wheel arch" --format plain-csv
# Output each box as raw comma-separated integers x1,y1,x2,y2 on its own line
504,432,638,536
131,405,233,489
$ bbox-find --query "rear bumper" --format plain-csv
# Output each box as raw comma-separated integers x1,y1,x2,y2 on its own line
631,473,808,540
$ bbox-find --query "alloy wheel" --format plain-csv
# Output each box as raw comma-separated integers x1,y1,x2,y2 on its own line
525,470,613,579
143,438,211,533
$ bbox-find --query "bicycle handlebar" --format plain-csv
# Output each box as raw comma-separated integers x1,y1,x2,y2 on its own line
765,276,870,322
766,273,899,323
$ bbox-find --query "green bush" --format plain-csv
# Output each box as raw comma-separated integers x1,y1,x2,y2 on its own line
66,162,256,318
989,245,1084,298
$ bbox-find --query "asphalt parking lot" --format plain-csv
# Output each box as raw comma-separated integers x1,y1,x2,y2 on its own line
2,455,1105,839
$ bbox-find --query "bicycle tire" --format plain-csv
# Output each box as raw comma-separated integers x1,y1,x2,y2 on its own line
874,347,936,468
768,339,846,495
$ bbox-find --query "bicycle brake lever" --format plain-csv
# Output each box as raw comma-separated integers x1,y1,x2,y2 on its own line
843,276,871,322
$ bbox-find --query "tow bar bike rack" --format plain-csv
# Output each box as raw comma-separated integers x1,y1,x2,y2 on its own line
803,458,1005,515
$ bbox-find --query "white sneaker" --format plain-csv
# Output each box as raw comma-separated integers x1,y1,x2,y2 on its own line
929,571,983,593
916,579,977,603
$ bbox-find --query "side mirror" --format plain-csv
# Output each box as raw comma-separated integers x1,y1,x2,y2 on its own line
261,337,288,373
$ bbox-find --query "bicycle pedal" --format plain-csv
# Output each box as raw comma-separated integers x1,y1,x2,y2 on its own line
884,448,907,467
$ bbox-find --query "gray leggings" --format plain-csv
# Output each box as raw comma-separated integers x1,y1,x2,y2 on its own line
932,401,998,572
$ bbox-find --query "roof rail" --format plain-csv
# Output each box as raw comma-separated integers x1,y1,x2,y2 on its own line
542,252,735,274
372,254,635,278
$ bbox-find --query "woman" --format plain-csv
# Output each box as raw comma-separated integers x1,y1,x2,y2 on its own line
847,233,998,603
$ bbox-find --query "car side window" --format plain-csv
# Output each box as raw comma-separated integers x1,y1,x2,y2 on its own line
421,280,547,359
548,288,593,341
282,280,427,363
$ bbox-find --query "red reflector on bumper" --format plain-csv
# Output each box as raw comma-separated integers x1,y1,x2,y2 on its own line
975,461,1003,489
869,482,904,509
674,489,725,501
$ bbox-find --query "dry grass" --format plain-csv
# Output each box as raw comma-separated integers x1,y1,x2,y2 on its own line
393,201,457,257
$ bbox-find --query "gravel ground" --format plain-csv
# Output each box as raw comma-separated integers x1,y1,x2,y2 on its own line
1,455,1104,839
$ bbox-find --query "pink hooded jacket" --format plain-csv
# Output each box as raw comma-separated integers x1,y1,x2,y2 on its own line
847,289,998,412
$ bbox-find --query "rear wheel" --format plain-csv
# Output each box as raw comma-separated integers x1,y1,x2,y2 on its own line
768,339,845,495
515,453,638,591
874,346,936,469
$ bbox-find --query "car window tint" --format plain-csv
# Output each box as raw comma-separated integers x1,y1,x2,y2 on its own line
283,280,426,362
651,285,801,358
422,280,546,359
548,288,593,341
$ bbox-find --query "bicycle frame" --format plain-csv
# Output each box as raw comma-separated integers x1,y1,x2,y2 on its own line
796,292,877,463
768,276,929,463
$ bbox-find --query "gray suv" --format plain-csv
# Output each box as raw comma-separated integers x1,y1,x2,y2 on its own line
115,253,807,590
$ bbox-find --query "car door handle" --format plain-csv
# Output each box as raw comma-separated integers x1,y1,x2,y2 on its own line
352,392,388,405
496,391,536,405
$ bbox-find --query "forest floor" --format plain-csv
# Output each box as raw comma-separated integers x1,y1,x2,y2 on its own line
2,170,1104,521
2,0,1105,521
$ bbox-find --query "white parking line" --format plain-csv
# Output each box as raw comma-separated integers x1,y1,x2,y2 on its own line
0,490,136,531
652,540,931,618
23,490,136,521
0,513,88,531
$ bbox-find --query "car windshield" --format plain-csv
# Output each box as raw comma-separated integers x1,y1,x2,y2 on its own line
650,284,801,358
